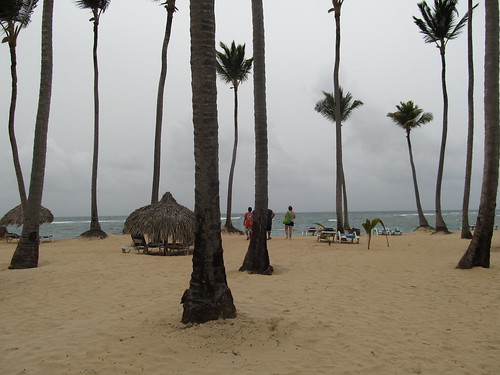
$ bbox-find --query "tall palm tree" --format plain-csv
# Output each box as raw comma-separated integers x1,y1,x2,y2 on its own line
387,101,433,229
150,0,177,204
413,0,470,233
457,0,499,269
1,0,38,212
9,0,53,269
329,0,345,233
181,0,236,323
239,0,272,275
216,41,253,233
461,0,478,239
314,88,363,230
76,0,110,239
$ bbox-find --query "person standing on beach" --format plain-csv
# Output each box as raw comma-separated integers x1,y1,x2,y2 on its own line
283,206,296,239
243,207,253,240
266,209,275,240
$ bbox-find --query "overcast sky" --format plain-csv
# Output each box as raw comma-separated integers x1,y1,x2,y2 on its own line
0,0,495,219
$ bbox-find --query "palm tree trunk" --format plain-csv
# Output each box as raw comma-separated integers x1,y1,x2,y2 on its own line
8,40,28,209
461,0,475,239
457,0,499,269
151,7,174,204
406,130,430,228
435,47,449,232
9,0,54,269
333,1,344,233
342,167,350,230
224,86,241,233
181,0,236,323
82,15,106,238
239,0,272,275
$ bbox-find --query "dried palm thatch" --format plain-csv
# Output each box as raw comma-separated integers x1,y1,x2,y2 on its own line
123,192,195,245
0,204,54,227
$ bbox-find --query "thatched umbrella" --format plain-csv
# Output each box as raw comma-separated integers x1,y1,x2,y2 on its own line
0,204,54,227
123,192,195,245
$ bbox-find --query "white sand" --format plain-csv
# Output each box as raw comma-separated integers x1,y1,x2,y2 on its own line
1,231,499,375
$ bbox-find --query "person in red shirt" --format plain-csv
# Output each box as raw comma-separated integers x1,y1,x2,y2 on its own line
243,207,253,240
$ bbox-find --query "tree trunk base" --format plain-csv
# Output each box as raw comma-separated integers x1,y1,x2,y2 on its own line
239,264,274,275
181,284,237,324
80,229,108,239
432,226,451,234
460,228,473,239
414,225,435,232
221,224,243,235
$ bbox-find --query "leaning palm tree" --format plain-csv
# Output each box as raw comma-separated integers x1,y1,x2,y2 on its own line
239,0,272,275
314,88,363,230
76,0,110,239
150,0,177,204
461,0,478,239
1,0,38,213
181,0,236,323
413,0,470,233
329,0,346,233
387,101,433,230
216,40,253,234
9,0,54,269
457,0,499,269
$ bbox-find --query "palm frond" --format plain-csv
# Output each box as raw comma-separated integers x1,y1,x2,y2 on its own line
75,0,110,12
216,40,253,88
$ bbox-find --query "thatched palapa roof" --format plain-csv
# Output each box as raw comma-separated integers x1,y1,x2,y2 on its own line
123,192,195,245
0,204,54,227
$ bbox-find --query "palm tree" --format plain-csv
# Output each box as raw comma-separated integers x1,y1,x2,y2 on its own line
387,101,433,230
1,0,38,212
9,0,53,269
329,0,346,233
314,88,363,230
216,41,253,234
76,0,110,239
239,0,272,275
413,0,470,233
457,0,499,269
461,0,478,239
181,0,236,323
151,0,177,204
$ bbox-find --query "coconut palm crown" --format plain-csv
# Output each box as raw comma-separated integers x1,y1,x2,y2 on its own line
216,41,253,89
413,0,470,50
314,88,364,123
387,101,433,133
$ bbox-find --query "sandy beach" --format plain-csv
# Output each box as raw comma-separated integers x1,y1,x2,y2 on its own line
1,231,499,375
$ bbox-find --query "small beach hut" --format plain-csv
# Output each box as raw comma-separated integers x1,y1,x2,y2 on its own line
123,192,195,248
0,204,54,227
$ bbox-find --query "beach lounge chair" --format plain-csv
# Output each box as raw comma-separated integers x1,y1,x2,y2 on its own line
334,231,360,244
317,228,337,245
391,227,403,235
121,234,147,253
5,233,20,242
39,235,54,242
303,227,320,236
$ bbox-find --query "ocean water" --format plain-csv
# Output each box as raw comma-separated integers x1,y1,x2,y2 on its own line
4,210,498,240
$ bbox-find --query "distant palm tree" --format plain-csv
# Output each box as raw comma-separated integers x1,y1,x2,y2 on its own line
151,0,177,204
461,0,478,239
457,0,499,269
387,101,433,229
76,0,110,239
314,88,363,230
413,0,470,233
216,41,253,233
181,0,236,323
239,0,272,275
9,0,54,269
329,0,346,233
1,0,39,211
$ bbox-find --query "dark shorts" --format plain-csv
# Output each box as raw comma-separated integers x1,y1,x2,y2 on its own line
286,222,294,227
